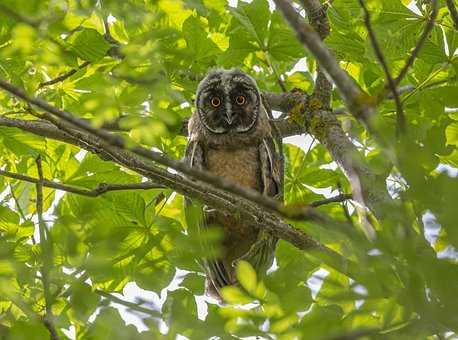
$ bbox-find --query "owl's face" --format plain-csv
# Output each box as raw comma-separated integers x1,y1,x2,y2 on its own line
196,69,260,134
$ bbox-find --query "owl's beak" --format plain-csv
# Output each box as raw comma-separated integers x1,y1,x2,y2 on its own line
224,111,234,125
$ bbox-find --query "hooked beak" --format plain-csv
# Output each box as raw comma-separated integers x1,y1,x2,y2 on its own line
224,111,234,125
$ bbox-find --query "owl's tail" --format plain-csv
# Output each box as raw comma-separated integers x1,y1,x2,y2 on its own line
205,233,277,302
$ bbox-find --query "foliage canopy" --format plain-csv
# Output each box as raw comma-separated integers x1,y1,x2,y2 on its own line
0,0,457,339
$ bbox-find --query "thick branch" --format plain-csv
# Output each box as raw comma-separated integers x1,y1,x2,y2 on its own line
0,114,359,277
0,80,395,229
0,169,163,197
307,109,394,222
0,80,340,224
273,0,374,124
0,84,393,224
302,0,332,108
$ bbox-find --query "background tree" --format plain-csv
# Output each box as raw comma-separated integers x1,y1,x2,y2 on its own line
0,0,457,339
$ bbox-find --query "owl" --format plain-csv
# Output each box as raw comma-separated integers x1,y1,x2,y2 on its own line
184,69,282,300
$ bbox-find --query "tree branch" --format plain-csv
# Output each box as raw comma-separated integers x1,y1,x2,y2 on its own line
0,79,343,224
0,79,396,278
0,111,359,278
35,156,60,340
446,0,458,30
394,0,438,86
302,0,332,108
273,0,374,125
0,169,163,197
0,89,393,231
38,61,91,88
0,78,394,235
103,17,124,59
94,290,160,317
358,0,406,135
0,78,122,146
310,193,352,207
262,89,395,224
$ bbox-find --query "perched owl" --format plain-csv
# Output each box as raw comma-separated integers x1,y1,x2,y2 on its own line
184,69,282,300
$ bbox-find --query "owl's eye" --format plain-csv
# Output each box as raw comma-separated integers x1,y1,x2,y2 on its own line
235,95,246,105
211,97,221,108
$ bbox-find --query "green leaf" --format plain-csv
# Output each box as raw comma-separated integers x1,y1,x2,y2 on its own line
220,286,253,305
7,320,49,340
0,127,45,157
182,16,220,63
68,28,111,62
85,307,141,339
0,206,19,226
228,0,270,47
70,282,101,322
236,260,257,294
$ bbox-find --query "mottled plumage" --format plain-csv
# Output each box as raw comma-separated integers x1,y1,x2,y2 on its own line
184,69,281,300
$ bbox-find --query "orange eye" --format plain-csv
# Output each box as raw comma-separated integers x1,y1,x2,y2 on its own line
236,95,246,105
211,97,221,107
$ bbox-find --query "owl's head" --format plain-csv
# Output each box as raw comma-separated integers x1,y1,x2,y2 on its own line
195,69,261,134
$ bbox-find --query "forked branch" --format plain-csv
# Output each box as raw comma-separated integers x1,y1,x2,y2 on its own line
0,169,163,197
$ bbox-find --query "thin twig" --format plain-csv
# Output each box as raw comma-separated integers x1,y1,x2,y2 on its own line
0,78,124,145
358,0,406,135
309,193,352,207
337,182,354,227
38,61,91,88
446,0,458,30
0,169,163,197
35,156,60,340
94,290,160,317
394,0,438,86
103,17,124,59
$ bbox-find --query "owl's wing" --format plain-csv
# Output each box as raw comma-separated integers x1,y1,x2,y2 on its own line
260,137,282,198
183,140,232,291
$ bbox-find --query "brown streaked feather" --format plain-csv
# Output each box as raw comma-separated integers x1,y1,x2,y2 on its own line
260,137,282,198
206,146,261,191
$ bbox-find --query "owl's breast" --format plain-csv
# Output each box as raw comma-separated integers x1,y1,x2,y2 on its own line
205,146,261,191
